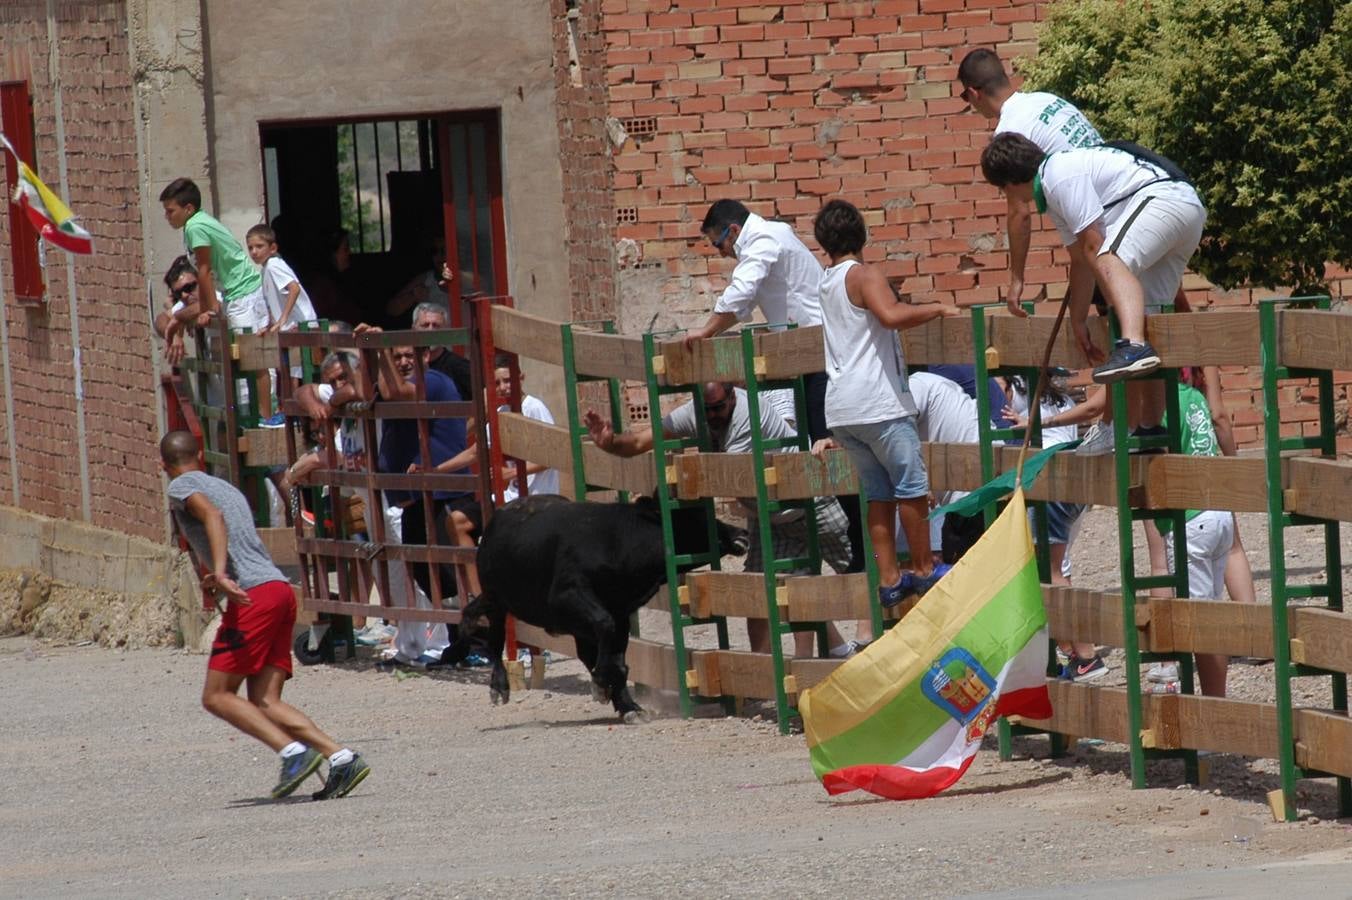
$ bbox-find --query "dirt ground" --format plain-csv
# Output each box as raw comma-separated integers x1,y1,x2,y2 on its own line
5,507,1352,898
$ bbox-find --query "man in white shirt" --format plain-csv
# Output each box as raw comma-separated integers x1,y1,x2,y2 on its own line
957,48,1103,316
690,199,865,574
979,134,1206,396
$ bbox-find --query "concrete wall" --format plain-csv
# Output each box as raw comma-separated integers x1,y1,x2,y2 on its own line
200,0,573,407
0,504,204,650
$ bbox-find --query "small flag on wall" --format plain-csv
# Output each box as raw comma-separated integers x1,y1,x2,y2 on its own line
1,134,93,255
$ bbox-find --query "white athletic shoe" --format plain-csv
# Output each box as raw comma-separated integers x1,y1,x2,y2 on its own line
1146,662,1180,684
1075,422,1117,456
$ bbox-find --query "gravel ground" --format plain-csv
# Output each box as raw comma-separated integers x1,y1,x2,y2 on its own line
6,508,1352,898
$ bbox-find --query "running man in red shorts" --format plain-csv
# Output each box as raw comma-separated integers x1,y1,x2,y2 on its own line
161,431,370,800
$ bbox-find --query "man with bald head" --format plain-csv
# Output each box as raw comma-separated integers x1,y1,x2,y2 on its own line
161,430,369,800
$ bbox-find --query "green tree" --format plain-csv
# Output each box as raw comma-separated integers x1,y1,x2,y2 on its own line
1020,0,1352,292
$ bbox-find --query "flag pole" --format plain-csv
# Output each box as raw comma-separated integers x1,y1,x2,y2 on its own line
1014,293,1072,487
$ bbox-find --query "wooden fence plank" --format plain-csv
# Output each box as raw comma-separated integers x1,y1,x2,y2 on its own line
1017,680,1131,745
1279,309,1352,372
1295,709,1352,778
783,573,872,621
571,330,649,381
580,445,657,495
1170,694,1280,757
1290,607,1352,674
754,326,826,379
1043,586,1127,648
900,315,978,366
769,449,859,499
1285,457,1352,523
1142,455,1268,514
673,452,759,500
497,412,575,475
257,527,299,567
1145,598,1274,657
234,331,280,372
241,427,289,467
658,335,748,386
490,306,564,366
686,572,770,619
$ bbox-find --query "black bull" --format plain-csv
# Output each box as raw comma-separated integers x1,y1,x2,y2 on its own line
442,494,744,722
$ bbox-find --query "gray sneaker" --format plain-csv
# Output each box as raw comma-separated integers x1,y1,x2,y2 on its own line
312,753,370,800
1075,422,1116,456
271,747,324,799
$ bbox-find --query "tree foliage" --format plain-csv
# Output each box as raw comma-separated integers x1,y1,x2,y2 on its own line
1019,0,1352,291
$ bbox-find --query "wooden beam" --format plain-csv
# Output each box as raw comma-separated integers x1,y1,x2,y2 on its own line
490,305,564,366
1168,694,1280,757
240,427,289,467
754,326,826,379
257,527,299,567
790,657,845,693
570,330,649,381
1017,679,1131,745
985,314,1110,369
625,636,683,694
686,571,770,619
497,411,575,475
1295,708,1352,778
900,315,977,366
1042,586,1127,648
1278,309,1352,372
657,335,748,386
1289,607,1352,674
1145,310,1263,367
783,573,872,621
1285,457,1352,523
580,444,657,495
924,442,1147,507
1142,455,1268,513
690,649,777,699
234,331,280,372
672,451,759,500
768,449,859,499
1144,598,1274,657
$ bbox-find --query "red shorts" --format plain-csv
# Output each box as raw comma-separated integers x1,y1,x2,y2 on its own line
208,581,297,677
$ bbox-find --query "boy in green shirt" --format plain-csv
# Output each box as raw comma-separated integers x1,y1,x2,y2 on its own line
160,177,280,424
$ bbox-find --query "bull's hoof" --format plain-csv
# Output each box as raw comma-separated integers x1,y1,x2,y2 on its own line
620,708,648,725
591,681,612,704
491,687,509,705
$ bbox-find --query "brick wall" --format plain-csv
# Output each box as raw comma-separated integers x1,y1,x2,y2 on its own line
589,0,1351,449
0,1,163,540
553,0,619,324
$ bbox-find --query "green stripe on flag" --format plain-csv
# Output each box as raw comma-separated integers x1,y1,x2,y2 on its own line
808,556,1043,776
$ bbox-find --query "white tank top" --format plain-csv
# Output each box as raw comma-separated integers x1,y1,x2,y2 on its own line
820,259,917,429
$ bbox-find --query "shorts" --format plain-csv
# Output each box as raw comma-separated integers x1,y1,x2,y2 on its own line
224,286,270,334
1102,192,1206,309
832,416,929,502
745,495,852,576
1164,509,1234,600
1037,501,1086,545
208,580,297,677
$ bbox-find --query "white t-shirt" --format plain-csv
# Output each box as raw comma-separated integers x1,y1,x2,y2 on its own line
907,372,975,510
996,91,1102,154
261,255,317,329
501,394,560,502
1007,383,1078,447
315,384,370,472
1039,146,1203,248
713,213,824,328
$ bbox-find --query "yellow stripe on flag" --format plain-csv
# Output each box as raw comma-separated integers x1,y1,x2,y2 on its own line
801,488,1035,749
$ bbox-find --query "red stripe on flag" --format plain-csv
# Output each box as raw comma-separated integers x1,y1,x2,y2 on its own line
822,754,977,800
19,200,91,255
995,683,1053,721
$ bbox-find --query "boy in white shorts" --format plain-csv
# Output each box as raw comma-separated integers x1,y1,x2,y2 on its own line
980,134,1207,445
248,223,318,385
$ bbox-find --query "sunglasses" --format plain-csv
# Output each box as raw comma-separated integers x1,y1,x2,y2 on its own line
703,394,732,414
172,281,198,300
709,224,732,249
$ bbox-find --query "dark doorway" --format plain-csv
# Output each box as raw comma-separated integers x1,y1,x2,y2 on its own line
259,111,507,329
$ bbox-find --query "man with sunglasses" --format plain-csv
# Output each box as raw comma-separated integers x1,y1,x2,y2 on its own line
957,48,1102,317
583,383,862,659
156,255,225,367
690,199,866,576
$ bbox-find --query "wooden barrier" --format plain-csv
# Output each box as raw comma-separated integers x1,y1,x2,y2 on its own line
490,305,566,366
571,330,648,381
240,426,289,467
1278,309,1352,371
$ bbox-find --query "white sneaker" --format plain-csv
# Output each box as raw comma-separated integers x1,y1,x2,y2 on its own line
1147,662,1180,684
1075,422,1117,456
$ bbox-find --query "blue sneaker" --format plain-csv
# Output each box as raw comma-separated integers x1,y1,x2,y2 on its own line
463,652,491,668
312,753,370,800
259,412,287,428
271,747,323,799
878,578,907,608
1092,339,1160,384
911,562,952,596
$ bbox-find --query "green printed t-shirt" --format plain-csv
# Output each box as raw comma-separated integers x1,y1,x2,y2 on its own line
183,210,262,303
1158,383,1219,531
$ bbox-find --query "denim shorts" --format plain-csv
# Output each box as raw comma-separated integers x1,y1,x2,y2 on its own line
832,416,929,502
1035,500,1086,545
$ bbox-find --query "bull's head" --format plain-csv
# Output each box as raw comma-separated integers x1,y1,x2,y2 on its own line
634,495,747,568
